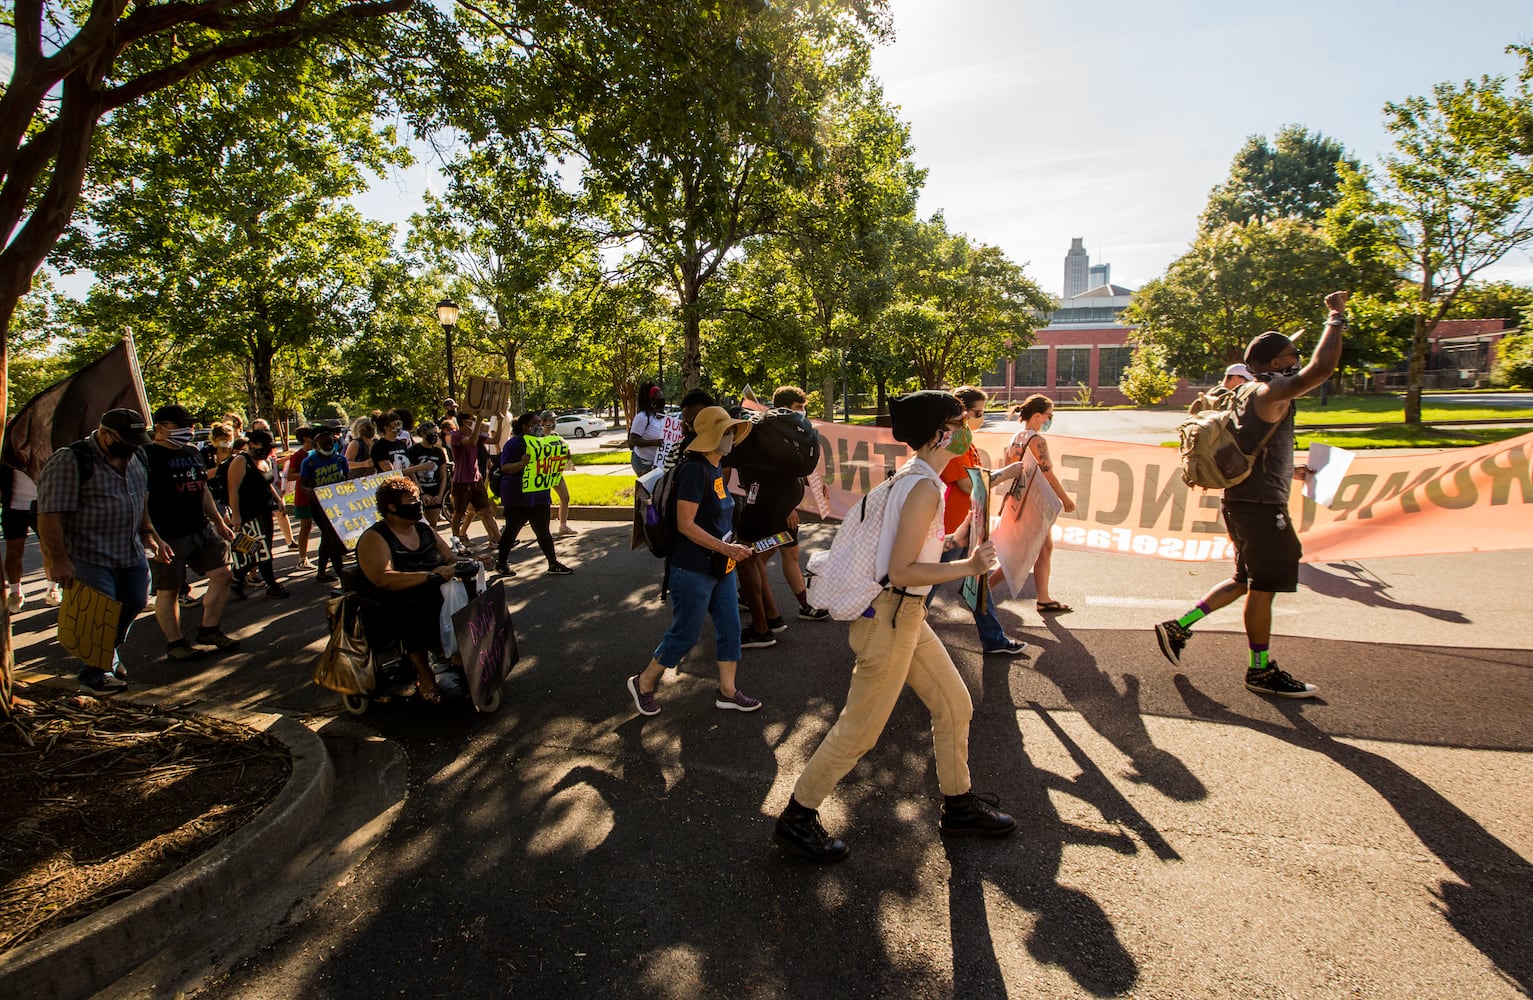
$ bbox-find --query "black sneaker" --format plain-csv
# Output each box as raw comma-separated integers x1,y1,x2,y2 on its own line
80,668,127,694
740,629,778,649
798,605,830,621
547,563,574,575
165,639,206,663
1245,663,1318,699
1155,620,1192,667
195,629,241,653
939,791,1017,837
766,616,788,634
982,638,1028,656
773,800,849,863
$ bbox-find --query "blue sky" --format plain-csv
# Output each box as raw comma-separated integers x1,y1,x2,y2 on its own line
866,0,1533,295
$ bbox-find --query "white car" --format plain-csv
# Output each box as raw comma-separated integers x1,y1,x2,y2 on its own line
553,414,606,438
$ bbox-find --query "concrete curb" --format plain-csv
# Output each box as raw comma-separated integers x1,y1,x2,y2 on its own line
568,503,636,522
0,710,334,1000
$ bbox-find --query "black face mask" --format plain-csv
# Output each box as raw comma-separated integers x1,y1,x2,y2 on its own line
394,501,423,521
105,439,138,459
425,433,439,444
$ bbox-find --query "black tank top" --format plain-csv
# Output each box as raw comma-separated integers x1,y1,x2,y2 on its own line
1224,391,1296,504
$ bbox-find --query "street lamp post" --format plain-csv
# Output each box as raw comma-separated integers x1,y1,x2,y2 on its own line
436,298,460,403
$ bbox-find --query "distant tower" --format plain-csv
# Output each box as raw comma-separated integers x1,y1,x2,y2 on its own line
1088,262,1110,290
1064,238,1089,299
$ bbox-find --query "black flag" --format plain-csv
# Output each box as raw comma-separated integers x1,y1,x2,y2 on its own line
1,337,149,481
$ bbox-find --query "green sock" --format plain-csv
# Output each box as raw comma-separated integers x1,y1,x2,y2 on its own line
1248,646,1270,671
1176,603,1210,629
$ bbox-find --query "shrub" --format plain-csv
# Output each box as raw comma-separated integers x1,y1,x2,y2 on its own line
1119,344,1182,405
1490,331,1533,388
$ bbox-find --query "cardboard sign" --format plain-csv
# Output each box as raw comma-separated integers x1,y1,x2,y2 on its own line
58,582,123,672
311,472,393,550
960,467,992,613
461,375,515,419
229,520,273,571
451,580,519,708
521,435,570,492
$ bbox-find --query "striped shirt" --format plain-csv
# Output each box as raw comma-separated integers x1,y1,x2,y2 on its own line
36,433,150,568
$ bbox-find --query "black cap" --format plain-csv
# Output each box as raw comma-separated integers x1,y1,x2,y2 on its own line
889,391,962,449
100,408,151,447
152,403,192,427
1244,331,1294,369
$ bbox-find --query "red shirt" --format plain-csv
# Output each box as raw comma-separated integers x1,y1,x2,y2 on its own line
940,445,982,535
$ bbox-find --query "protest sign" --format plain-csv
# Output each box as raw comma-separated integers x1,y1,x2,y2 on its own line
522,435,570,492
57,582,122,672
960,467,992,613
452,580,519,708
229,519,273,571
800,423,1533,563
311,472,393,550
461,375,515,419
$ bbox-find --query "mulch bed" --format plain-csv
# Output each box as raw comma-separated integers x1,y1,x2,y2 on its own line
0,689,291,953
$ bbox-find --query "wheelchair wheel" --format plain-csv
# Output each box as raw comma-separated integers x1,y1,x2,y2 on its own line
341,693,371,716
476,688,502,713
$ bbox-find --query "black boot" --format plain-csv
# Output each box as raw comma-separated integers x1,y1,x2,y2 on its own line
773,798,849,863
939,791,1017,837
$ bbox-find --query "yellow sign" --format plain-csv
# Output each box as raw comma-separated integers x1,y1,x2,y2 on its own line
58,582,123,672
520,435,569,492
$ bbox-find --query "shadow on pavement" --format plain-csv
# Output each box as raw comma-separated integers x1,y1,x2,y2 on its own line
1300,562,1471,624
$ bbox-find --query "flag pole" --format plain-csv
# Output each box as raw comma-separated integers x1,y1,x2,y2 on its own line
122,327,150,417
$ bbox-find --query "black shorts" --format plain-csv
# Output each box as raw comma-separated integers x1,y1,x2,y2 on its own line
2,503,36,541
1223,500,1301,593
152,525,230,592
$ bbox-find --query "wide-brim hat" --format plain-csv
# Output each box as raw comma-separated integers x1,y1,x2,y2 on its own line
686,406,751,454
1223,363,1254,381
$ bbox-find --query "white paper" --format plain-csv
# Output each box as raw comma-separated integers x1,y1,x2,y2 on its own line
1304,442,1355,508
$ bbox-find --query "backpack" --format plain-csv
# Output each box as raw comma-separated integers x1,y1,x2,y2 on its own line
1177,381,1283,490
208,454,238,507
804,462,938,620
634,455,693,559
729,408,821,478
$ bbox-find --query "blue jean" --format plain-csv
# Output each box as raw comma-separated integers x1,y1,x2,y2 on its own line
927,544,1008,649
70,557,151,678
631,454,656,477
653,564,743,667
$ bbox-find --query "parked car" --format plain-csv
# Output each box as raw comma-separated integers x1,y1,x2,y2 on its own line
553,414,607,438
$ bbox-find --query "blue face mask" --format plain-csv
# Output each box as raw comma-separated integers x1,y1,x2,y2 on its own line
1041,416,1053,433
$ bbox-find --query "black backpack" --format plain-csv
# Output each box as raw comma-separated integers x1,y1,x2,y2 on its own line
68,439,148,484
635,457,690,559
728,408,821,478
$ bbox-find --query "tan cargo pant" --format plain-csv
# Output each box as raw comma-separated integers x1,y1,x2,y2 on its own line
793,588,973,808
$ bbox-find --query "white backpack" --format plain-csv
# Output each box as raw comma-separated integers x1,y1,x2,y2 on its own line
805,462,937,620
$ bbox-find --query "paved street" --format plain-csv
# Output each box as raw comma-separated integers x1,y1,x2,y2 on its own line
11,514,1532,998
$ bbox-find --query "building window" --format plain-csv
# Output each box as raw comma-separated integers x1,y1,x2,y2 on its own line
1057,348,1091,385
1016,348,1048,386
1098,347,1132,385
980,358,1006,387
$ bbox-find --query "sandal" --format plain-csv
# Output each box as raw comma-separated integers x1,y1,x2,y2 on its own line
417,683,444,704
1036,600,1073,614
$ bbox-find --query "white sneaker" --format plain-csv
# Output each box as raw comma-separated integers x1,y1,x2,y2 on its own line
6,590,23,613
44,585,63,607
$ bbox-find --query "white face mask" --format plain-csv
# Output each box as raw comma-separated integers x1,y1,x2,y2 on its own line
169,427,195,446
716,434,735,457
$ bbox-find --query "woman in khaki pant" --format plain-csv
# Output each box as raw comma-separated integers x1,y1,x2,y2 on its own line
774,391,1019,863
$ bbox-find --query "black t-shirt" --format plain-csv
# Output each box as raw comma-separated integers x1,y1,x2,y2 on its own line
371,438,411,473
146,442,211,535
407,444,447,496
735,466,804,542
672,457,734,573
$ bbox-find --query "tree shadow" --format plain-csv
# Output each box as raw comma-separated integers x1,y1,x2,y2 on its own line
1299,562,1470,624
1174,673,1533,992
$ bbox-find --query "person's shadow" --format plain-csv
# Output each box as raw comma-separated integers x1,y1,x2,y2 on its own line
1174,673,1533,993
944,651,1147,997
1299,562,1470,624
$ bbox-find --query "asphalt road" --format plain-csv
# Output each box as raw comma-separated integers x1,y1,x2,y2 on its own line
11,519,1532,999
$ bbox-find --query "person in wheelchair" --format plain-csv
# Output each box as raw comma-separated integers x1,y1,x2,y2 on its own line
354,477,458,703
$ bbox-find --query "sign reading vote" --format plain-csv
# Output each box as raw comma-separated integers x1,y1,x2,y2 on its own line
521,435,570,492
58,582,123,672
311,472,393,550
461,375,514,419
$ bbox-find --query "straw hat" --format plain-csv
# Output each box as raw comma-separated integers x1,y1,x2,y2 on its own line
686,406,751,454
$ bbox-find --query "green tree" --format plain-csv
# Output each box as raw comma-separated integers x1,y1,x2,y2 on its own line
69,49,407,420
1326,43,1533,424
880,215,1052,390
1125,219,1359,378
1200,125,1358,231
1118,342,1180,406
1446,280,1533,319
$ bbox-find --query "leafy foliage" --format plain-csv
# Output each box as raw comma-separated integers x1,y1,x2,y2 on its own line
1117,343,1180,406
1200,125,1359,231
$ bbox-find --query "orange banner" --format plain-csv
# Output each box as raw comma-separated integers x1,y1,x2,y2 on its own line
804,422,1533,563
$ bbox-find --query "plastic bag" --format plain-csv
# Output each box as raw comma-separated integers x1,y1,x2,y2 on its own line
439,579,470,657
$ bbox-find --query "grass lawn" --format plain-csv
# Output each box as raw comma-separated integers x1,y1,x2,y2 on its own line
1295,425,1531,449
1293,394,1533,425
563,473,635,506
570,450,634,466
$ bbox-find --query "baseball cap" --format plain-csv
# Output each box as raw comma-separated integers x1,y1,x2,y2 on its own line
1244,332,1293,369
100,408,151,446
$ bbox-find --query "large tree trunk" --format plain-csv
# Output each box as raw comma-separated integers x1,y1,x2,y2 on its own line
1405,278,1432,426
821,372,837,422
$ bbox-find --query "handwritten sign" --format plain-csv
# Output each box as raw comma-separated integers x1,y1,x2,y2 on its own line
451,580,519,709
229,520,272,571
521,435,570,492
311,472,393,550
960,467,991,613
58,582,123,672
462,375,515,419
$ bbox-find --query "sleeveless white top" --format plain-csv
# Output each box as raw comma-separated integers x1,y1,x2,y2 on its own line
873,457,946,596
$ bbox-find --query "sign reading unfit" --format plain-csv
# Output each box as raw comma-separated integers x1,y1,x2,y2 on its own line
461,375,515,419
